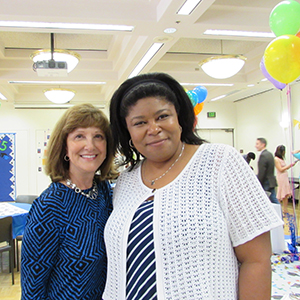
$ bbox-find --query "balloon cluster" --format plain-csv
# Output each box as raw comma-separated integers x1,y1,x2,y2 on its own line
261,0,300,88
186,86,207,115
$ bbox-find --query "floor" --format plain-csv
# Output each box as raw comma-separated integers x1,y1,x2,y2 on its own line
1,202,300,300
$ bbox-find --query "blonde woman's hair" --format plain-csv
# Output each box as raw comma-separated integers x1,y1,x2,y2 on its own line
45,103,115,182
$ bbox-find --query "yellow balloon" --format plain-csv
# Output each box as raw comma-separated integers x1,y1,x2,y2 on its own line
264,35,300,84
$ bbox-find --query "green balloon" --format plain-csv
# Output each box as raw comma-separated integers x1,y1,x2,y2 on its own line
270,0,300,37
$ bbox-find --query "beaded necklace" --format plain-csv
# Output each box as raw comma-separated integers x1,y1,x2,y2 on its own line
66,179,98,200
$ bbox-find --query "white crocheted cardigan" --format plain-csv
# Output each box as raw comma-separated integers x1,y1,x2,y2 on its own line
103,143,283,300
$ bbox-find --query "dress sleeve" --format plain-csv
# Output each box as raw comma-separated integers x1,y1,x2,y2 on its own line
218,145,283,247
21,195,61,299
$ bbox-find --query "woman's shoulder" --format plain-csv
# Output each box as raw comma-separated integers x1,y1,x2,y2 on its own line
35,182,69,204
198,142,237,156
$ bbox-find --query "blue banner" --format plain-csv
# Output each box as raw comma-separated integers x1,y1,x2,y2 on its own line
0,133,16,201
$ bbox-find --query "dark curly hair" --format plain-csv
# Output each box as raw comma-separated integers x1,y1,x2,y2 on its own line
110,72,205,170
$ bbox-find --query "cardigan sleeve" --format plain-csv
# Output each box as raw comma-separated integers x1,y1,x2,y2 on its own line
21,195,61,299
218,145,283,247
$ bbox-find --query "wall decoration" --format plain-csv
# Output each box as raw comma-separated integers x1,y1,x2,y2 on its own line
0,133,16,202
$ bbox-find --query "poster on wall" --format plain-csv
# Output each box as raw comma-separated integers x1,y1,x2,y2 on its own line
0,133,16,202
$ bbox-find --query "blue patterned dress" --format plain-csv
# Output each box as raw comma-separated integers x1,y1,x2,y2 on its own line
21,181,112,300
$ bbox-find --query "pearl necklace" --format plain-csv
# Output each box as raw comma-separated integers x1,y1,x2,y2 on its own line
66,179,98,200
145,142,185,186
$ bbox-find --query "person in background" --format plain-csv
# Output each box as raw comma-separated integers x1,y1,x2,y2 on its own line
274,145,298,215
21,104,115,300
103,72,283,300
255,137,279,204
243,151,256,169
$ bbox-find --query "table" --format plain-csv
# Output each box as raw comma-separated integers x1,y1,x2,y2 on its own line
0,202,31,239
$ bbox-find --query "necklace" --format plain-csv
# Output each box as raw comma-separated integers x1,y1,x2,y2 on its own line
66,179,98,200
145,142,185,186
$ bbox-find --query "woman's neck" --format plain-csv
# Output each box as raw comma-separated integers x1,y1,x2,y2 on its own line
67,173,94,190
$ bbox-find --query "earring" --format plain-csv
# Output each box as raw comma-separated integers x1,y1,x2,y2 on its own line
95,169,101,176
64,155,70,161
129,139,134,148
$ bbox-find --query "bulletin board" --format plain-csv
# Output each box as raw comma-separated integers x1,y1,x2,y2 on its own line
0,133,16,202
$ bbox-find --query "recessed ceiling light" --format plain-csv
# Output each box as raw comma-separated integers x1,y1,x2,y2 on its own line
211,94,226,101
247,84,255,87
0,21,134,31
261,78,268,82
9,81,106,85
204,29,275,38
128,43,163,78
0,92,7,100
181,82,233,87
164,28,177,34
177,0,203,15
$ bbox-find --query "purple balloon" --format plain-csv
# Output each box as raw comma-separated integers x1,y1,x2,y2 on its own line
260,57,286,90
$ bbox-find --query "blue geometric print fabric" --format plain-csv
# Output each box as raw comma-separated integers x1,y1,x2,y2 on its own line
0,133,16,202
21,181,112,300
126,200,157,300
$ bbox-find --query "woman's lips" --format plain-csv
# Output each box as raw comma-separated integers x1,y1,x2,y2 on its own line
147,139,167,146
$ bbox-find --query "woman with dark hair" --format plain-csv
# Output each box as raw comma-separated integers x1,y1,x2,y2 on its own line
21,103,115,299
274,145,297,214
104,72,283,300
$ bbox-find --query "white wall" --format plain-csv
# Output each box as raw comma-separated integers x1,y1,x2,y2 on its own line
1,83,300,197
0,101,66,196
196,101,237,130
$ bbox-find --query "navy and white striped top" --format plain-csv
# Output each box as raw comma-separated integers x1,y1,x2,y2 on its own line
126,199,157,300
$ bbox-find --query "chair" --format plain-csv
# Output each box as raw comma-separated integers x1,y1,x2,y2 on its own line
0,216,14,284
15,194,37,271
15,195,38,204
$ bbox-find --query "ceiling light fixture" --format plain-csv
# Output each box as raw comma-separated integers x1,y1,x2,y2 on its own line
177,0,202,15
31,49,80,73
211,94,226,101
9,80,105,85
181,82,234,87
199,40,246,79
0,92,7,100
203,29,275,38
0,21,134,32
128,43,163,78
164,28,177,34
44,88,75,104
199,55,246,79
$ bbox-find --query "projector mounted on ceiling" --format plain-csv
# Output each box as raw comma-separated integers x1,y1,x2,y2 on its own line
33,60,68,77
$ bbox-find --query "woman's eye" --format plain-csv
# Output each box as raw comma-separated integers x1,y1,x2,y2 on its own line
75,134,83,139
158,114,169,120
134,121,146,126
95,134,104,140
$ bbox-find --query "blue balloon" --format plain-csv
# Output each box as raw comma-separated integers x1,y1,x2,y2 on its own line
293,152,300,160
193,86,207,103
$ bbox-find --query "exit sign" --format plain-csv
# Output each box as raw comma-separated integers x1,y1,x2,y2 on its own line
207,112,216,118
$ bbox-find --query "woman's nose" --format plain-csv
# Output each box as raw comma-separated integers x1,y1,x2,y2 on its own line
84,138,95,149
147,121,161,134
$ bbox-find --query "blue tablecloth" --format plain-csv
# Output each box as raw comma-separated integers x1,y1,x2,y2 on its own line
0,202,31,238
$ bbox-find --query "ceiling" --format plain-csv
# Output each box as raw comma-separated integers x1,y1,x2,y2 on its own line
0,0,291,109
